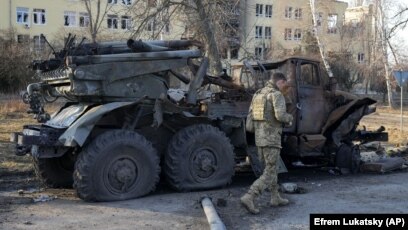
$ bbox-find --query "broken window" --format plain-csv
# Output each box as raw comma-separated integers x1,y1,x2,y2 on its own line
294,29,302,41
164,21,170,33
256,4,263,17
122,0,132,5
17,34,29,43
255,26,263,39
107,15,118,29
255,47,263,58
265,5,272,18
265,27,272,39
294,8,302,20
16,7,29,24
146,18,155,31
285,7,292,19
33,35,46,51
121,16,131,30
300,63,319,86
64,11,76,27
358,53,365,64
327,14,338,34
79,12,90,27
230,46,239,59
284,28,292,40
33,9,46,25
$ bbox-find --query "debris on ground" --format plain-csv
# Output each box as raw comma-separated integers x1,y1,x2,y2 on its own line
201,196,226,230
386,146,408,158
280,183,307,194
360,157,405,173
360,151,385,163
33,194,57,203
360,141,385,152
23,221,33,225
216,198,227,207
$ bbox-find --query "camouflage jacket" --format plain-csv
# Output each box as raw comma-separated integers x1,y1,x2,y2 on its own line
250,83,293,147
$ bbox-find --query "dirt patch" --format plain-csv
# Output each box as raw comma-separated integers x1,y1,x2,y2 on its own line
0,141,38,191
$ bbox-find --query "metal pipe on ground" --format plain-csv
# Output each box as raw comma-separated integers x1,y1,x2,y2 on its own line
201,196,226,230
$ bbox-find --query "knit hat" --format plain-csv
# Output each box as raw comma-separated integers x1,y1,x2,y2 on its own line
272,72,287,84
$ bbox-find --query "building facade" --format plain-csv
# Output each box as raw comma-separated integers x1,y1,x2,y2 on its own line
237,0,348,61
0,0,185,49
1,0,380,70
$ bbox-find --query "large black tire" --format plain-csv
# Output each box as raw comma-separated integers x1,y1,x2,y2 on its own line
33,153,76,188
73,130,160,202
165,124,235,191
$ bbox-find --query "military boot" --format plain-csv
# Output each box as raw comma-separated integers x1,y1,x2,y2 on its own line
240,193,260,214
270,191,289,207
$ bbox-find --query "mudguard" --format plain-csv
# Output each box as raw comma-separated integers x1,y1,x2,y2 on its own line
58,102,135,147
321,92,376,134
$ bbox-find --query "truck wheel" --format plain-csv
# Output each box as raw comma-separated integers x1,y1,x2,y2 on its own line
165,124,235,191
33,153,75,188
73,130,160,202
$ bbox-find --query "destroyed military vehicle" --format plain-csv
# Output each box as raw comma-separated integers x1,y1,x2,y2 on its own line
11,35,387,201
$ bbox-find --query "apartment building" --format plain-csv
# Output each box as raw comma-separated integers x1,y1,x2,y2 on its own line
344,4,377,66
0,0,185,49
237,0,348,61
1,0,380,72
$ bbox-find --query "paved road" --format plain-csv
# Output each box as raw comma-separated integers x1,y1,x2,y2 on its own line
1,169,408,230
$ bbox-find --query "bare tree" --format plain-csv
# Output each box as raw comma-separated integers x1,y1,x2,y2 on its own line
81,0,113,42
0,29,35,93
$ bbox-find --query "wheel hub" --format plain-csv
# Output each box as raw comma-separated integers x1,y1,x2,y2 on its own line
191,148,217,181
107,158,138,193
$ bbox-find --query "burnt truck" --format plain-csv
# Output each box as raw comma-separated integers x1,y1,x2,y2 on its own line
10,35,387,201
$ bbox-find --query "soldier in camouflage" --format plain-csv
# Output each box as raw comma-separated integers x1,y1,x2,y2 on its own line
241,72,293,214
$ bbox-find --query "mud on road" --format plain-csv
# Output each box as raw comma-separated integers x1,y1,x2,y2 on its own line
0,109,407,229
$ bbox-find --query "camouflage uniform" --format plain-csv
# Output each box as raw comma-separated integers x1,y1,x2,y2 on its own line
241,81,293,214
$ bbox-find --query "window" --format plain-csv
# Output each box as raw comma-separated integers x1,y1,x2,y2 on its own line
300,63,319,86
255,47,263,58
64,11,76,27
294,29,302,41
256,4,263,17
108,0,118,4
147,19,155,31
230,46,239,59
284,28,292,40
33,9,46,25
33,35,46,50
122,0,132,5
107,15,118,29
294,8,302,20
17,34,29,43
327,14,338,34
265,5,272,18
121,16,131,30
265,27,272,39
285,7,292,18
164,21,170,33
79,12,90,27
147,0,157,7
358,53,365,63
255,26,263,39
16,7,29,24
316,12,323,27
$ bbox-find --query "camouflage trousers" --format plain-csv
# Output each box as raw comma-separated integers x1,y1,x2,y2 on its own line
248,146,280,197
